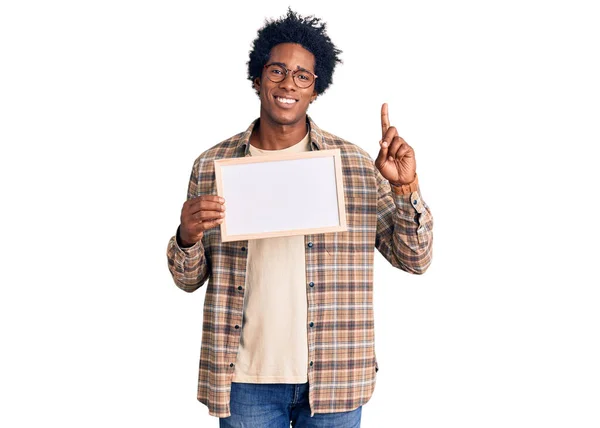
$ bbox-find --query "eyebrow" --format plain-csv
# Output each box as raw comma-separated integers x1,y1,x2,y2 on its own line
268,61,313,73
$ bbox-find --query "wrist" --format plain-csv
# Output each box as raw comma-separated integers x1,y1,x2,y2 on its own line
177,226,201,248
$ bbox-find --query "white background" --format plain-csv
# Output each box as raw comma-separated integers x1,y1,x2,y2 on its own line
1,0,599,427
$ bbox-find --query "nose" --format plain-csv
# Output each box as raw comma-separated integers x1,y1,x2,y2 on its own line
278,70,296,90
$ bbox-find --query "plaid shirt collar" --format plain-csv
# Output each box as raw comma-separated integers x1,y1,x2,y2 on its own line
236,115,328,156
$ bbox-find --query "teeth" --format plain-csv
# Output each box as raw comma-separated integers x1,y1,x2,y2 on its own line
277,97,296,104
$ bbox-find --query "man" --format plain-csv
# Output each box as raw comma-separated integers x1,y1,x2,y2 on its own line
166,8,433,428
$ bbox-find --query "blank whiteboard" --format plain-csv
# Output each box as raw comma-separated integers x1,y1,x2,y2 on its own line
214,149,347,242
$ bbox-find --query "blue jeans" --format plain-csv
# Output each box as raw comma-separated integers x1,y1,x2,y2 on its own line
219,382,362,428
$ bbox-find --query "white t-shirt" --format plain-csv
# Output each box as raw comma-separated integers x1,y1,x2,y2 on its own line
232,131,311,383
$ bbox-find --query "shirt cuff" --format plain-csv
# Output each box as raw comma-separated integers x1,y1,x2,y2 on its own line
392,189,426,216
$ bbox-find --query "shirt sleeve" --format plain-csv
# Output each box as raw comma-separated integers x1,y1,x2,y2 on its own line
165,159,211,292
374,170,434,274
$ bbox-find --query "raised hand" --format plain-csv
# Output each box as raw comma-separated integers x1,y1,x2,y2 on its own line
374,103,416,185
179,195,226,247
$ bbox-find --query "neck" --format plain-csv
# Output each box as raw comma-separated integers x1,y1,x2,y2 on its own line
251,114,308,150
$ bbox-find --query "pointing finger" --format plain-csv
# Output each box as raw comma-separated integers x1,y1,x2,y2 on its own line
381,103,390,139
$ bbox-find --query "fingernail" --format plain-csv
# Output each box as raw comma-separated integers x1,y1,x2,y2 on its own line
382,141,388,148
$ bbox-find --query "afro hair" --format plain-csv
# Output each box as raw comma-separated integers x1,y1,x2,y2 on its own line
247,8,342,96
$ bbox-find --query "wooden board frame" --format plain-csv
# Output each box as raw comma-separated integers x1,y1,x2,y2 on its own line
214,149,347,242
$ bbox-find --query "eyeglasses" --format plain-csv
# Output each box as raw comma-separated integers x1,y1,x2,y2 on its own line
263,63,318,89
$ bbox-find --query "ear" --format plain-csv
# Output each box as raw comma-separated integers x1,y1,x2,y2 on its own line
310,90,318,104
253,77,261,95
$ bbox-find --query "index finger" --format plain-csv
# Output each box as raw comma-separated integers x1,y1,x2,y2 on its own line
381,103,390,139
186,194,225,208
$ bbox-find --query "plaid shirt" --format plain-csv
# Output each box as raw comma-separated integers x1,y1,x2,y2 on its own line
166,116,433,417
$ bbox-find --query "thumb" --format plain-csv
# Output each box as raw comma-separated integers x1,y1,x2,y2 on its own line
374,140,389,170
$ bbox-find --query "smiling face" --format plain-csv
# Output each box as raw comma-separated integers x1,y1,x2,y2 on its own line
254,43,318,128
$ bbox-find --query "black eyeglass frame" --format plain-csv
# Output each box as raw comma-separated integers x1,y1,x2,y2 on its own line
262,63,318,89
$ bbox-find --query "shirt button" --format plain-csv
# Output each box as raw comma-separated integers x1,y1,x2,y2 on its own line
230,363,234,367
238,286,243,291
309,361,313,367
309,282,314,287
309,322,314,327
235,325,240,329
241,247,246,251
413,200,418,205
307,242,313,248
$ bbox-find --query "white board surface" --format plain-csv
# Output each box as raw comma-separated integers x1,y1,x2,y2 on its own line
214,149,347,242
